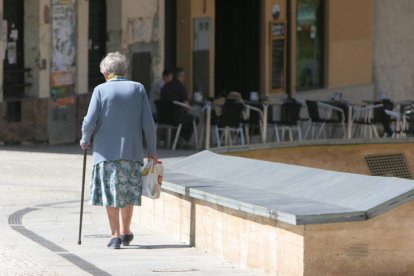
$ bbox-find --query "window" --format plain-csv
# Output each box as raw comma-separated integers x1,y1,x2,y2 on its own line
296,0,324,90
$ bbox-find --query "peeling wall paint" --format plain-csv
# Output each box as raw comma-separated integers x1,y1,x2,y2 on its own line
122,0,164,86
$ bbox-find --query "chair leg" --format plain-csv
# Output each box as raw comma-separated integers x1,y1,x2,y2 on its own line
172,124,182,150
224,127,229,146
342,122,346,139
244,125,250,144
167,127,172,148
193,119,199,149
372,124,379,138
239,127,245,145
288,127,293,141
214,126,221,147
297,123,303,141
303,121,311,140
316,122,326,139
273,124,280,143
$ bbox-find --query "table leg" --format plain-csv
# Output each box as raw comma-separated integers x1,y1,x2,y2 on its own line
347,105,353,139
205,104,211,149
262,104,268,143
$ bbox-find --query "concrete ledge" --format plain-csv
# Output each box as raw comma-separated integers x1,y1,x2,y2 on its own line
212,138,414,154
162,151,414,225
136,150,414,274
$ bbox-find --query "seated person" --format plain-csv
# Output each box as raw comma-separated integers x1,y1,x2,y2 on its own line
160,68,194,143
149,68,173,117
375,99,394,137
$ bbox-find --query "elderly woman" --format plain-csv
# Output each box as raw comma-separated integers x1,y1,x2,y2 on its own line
80,52,157,249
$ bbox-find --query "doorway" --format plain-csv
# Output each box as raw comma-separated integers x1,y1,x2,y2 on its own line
215,0,261,98
88,0,107,91
164,0,177,70
3,0,25,99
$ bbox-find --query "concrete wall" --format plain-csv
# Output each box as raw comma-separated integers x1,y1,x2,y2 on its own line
325,0,373,89
373,0,414,101
137,186,414,275
226,142,414,175
305,200,414,275
138,191,305,275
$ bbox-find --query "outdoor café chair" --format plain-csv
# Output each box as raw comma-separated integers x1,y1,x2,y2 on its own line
305,100,346,139
214,99,246,147
268,100,303,142
154,100,198,150
352,104,383,138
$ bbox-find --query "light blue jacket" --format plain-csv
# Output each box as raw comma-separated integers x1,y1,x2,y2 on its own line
81,79,156,165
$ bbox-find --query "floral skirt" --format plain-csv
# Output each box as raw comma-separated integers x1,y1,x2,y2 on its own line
89,160,143,208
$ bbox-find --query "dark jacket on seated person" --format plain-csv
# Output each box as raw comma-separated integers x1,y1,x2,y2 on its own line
160,78,189,103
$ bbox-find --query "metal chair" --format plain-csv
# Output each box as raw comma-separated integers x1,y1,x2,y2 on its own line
214,100,246,147
306,100,346,139
243,104,265,144
352,104,383,138
154,100,197,150
268,100,303,142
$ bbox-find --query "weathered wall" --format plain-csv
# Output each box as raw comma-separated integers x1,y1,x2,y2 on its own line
305,201,414,275
373,0,414,101
0,99,49,143
226,142,414,175
21,0,52,99
121,0,164,84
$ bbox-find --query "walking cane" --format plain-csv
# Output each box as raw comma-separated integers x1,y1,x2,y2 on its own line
78,149,87,245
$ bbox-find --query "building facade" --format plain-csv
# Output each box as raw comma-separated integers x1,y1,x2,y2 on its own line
0,0,413,144
0,0,165,144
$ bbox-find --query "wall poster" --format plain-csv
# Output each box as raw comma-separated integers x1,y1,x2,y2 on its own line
49,0,77,145
51,0,77,106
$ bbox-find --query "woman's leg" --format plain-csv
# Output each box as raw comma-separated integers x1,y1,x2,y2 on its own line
106,206,121,237
120,204,134,235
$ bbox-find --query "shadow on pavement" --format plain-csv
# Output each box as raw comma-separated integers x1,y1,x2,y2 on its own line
126,244,191,249
0,143,199,158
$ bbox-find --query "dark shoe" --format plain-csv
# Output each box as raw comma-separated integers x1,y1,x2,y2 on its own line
120,233,134,246
107,237,122,249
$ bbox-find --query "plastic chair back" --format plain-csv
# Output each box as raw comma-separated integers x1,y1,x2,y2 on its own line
281,101,302,125
306,100,321,122
219,100,244,128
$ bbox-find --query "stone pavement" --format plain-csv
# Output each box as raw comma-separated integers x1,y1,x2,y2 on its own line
0,144,262,276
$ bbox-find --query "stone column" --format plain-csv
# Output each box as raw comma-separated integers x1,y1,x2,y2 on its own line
76,0,88,95
38,0,51,99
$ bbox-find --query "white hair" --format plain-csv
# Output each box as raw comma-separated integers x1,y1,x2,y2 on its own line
100,52,128,75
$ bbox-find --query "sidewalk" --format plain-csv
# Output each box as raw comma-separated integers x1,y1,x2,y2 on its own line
0,144,262,276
